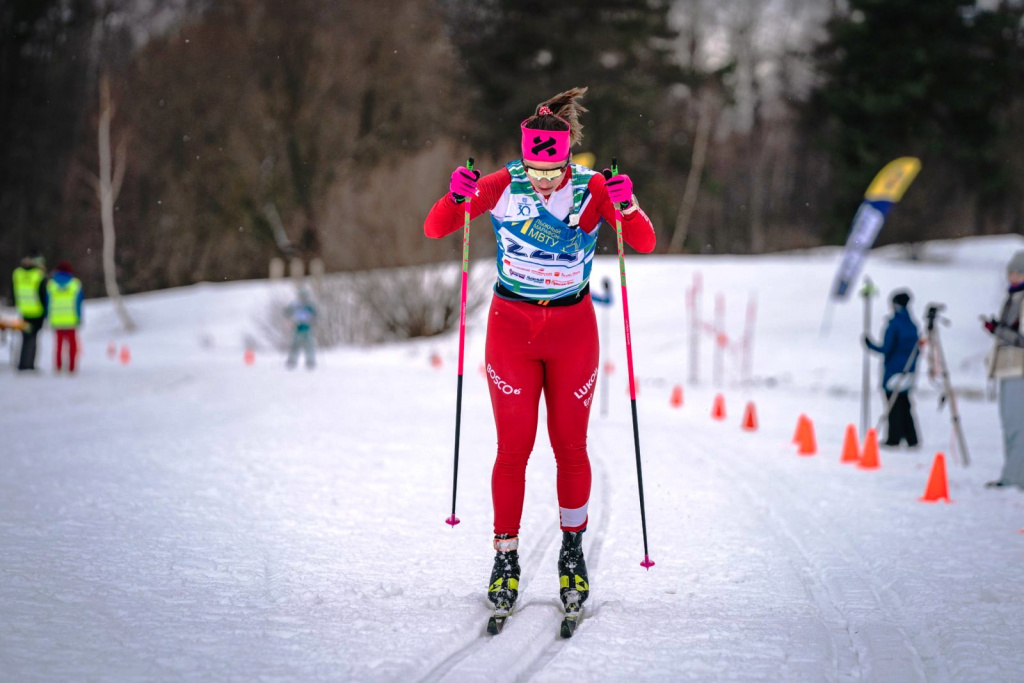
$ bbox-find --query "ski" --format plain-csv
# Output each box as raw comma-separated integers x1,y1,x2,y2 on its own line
486,605,512,635
560,603,584,638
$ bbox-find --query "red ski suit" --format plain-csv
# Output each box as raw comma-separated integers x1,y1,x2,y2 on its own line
425,166,655,536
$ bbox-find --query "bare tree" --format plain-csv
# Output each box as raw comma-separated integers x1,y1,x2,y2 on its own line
93,72,135,331
668,88,720,253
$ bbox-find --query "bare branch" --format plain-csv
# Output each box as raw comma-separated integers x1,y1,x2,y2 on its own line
112,136,128,201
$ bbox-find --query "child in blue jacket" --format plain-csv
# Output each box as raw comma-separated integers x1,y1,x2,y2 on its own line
865,290,920,448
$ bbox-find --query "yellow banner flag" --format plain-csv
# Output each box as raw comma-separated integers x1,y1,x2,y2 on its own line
864,157,921,203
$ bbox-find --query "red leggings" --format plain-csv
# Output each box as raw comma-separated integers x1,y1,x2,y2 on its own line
55,329,78,373
485,294,599,536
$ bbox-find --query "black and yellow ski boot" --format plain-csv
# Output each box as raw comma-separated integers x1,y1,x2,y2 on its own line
486,534,520,634
557,531,589,637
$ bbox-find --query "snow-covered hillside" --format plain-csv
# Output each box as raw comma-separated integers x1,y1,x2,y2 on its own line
3,236,1023,682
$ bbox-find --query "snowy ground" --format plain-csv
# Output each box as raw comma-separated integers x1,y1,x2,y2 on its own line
2,236,1024,682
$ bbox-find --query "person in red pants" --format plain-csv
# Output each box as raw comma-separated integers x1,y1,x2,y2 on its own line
424,87,655,618
47,260,84,373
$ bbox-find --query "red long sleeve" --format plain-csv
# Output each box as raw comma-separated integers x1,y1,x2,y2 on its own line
424,166,656,254
423,169,511,238
584,173,657,253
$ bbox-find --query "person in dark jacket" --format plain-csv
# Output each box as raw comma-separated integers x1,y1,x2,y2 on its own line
11,252,48,371
865,290,921,448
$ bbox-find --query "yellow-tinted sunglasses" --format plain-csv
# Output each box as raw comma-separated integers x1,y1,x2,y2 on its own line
523,161,569,181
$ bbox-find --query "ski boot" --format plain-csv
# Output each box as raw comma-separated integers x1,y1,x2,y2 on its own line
486,535,520,634
557,530,589,637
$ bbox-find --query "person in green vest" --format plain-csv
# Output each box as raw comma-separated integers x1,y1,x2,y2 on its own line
47,260,84,373
11,252,48,371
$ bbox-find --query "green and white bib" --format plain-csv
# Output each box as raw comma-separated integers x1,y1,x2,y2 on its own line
490,161,600,301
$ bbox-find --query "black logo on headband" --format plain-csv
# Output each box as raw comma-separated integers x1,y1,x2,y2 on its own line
531,136,558,157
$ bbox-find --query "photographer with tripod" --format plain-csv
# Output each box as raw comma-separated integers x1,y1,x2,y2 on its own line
865,290,920,449
982,250,1024,489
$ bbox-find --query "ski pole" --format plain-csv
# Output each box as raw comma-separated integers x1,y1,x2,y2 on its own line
859,277,878,437
600,276,612,418
610,158,655,570
874,341,922,433
446,157,474,527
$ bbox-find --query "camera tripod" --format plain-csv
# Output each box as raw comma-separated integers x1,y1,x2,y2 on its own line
875,303,970,466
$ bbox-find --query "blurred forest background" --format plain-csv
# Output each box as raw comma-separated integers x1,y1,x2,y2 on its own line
3,0,1024,303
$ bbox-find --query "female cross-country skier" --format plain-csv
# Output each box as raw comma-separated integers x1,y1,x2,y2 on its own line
423,87,656,621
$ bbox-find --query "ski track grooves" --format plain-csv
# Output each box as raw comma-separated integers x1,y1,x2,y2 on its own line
512,439,612,682
416,523,559,683
690,427,928,682
418,440,612,683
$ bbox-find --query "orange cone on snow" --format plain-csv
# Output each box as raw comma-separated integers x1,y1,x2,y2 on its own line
741,402,758,431
106,341,117,359
429,352,443,369
119,345,131,365
795,416,817,456
670,385,684,408
858,428,881,470
711,394,726,420
840,424,860,464
244,348,255,365
792,414,810,444
920,453,951,503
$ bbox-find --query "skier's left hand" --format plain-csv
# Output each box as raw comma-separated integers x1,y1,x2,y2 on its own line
983,317,998,334
863,334,872,348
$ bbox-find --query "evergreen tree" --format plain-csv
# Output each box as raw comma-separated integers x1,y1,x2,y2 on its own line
441,0,693,245
0,0,96,299
806,0,1024,242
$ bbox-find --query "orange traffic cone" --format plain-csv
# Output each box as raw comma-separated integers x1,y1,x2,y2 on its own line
840,424,860,464
244,348,255,365
858,428,881,470
920,453,951,503
796,416,817,455
106,341,117,359
711,394,726,420
741,402,758,431
119,345,131,365
792,414,809,443
670,385,684,408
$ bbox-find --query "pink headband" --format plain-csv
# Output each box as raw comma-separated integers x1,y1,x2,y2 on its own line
520,106,571,162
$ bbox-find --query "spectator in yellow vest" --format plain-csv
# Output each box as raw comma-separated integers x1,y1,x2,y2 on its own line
11,252,48,371
47,260,83,374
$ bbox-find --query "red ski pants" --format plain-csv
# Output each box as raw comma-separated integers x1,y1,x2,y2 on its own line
54,329,78,373
485,294,599,536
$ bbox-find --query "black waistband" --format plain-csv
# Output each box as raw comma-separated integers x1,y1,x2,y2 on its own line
494,282,590,307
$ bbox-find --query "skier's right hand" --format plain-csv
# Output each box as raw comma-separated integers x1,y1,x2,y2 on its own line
450,166,481,202
983,317,998,334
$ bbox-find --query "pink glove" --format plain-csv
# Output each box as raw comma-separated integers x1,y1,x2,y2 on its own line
603,172,633,205
450,166,481,201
